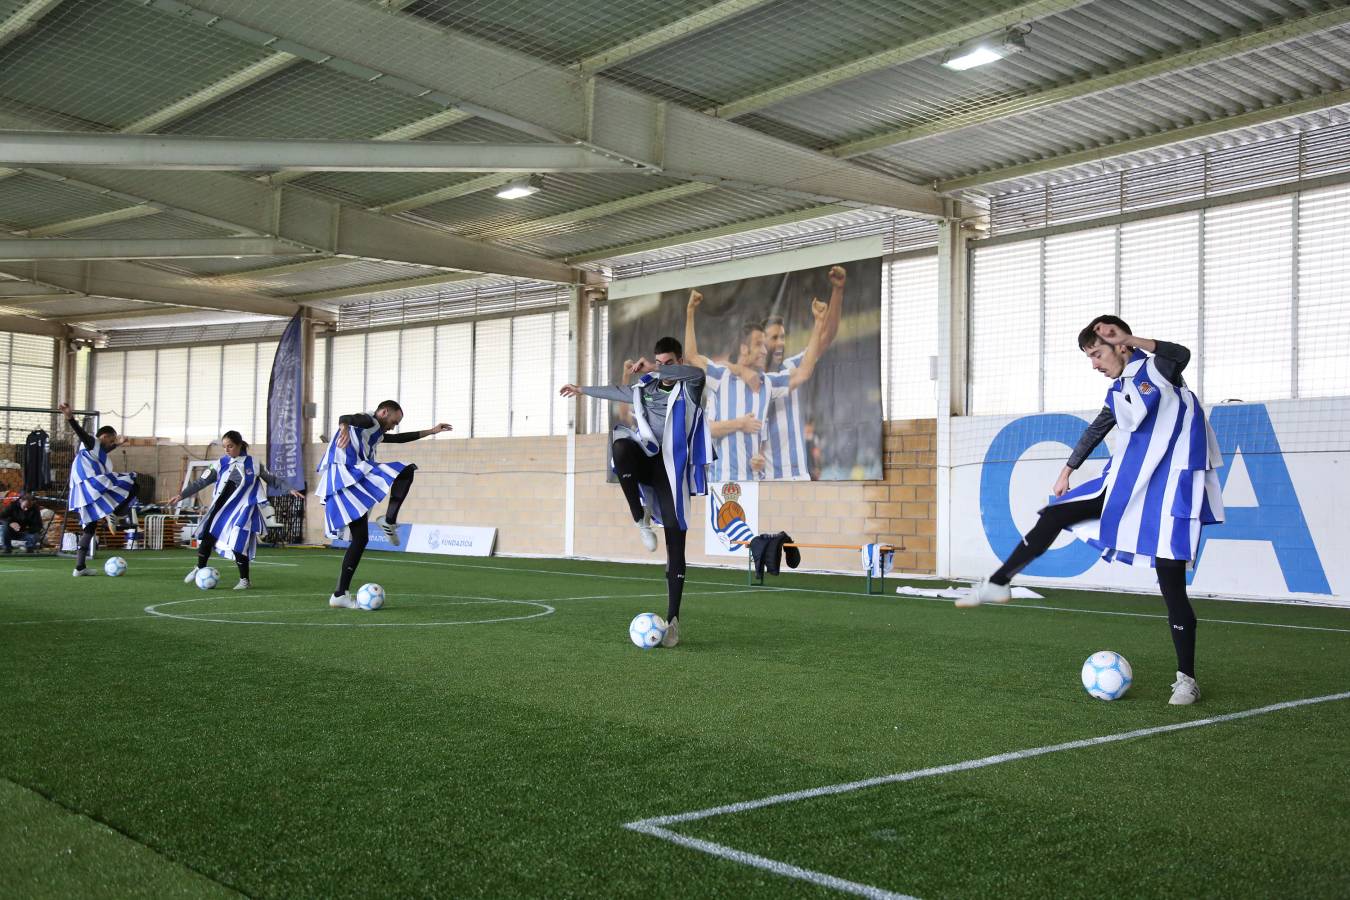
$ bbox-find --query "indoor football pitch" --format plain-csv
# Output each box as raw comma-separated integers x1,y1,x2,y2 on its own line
3,548,1348,899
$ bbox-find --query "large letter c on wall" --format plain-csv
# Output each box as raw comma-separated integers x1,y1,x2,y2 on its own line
979,415,1108,579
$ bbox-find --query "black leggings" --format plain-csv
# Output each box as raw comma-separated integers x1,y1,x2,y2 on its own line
334,465,417,597
196,481,250,579
612,438,686,622
75,480,135,570
991,493,1198,678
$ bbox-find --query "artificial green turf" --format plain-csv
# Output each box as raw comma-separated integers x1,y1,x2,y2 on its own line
2,548,1348,898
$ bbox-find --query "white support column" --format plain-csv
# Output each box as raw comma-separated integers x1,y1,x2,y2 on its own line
935,219,970,579
564,284,587,558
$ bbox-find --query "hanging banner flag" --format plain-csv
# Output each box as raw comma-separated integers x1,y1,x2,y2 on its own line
267,313,305,493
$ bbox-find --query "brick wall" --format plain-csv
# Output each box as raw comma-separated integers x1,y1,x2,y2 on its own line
111,419,938,575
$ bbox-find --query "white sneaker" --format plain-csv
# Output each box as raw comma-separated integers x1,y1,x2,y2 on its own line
955,579,1012,608
375,515,401,547
1169,672,1201,706
661,616,680,648
636,510,657,553
72,567,93,577
184,566,202,584
233,579,251,591
328,592,356,609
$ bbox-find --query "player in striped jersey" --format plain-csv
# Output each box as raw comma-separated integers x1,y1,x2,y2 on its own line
60,401,137,577
317,400,451,608
959,317,1224,706
684,289,829,481
760,265,847,480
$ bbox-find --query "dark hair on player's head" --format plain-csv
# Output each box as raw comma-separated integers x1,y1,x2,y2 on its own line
653,336,682,358
764,314,787,331
222,429,248,454
738,320,765,347
375,400,403,415
1078,315,1133,350
96,425,117,438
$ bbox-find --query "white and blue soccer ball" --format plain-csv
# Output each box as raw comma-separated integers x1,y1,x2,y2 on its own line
103,556,127,577
1081,650,1133,701
356,583,385,611
194,566,220,590
629,612,667,649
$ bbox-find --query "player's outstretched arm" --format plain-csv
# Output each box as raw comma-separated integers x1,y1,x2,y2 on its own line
820,265,846,352
787,299,830,390
684,290,711,370
383,423,453,443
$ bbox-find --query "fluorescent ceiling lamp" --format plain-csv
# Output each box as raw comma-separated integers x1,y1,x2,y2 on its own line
495,174,544,200
941,27,1027,71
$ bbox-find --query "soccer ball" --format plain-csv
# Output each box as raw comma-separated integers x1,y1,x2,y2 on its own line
194,566,220,590
356,583,385,611
103,556,127,577
1081,650,1133,701
629,612,667,649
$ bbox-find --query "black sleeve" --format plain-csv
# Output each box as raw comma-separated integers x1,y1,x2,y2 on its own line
338,413,377,429
67,417,95,450
1066,407,1115,470
381,429,423,444
1150,340,1191,387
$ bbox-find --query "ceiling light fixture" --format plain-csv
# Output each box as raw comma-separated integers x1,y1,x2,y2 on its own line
941,25,1029,71
495,174,545,200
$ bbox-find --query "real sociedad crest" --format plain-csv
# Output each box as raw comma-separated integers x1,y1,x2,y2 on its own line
710,481,754,551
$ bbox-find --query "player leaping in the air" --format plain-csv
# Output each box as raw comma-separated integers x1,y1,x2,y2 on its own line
60,401,137,578
316,400,451,609
560,338,711,648
959,316,1223,706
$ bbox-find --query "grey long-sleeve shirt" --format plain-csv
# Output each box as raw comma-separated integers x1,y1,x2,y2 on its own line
1066,340,1191,469
582,364,706,440
179,459,284,499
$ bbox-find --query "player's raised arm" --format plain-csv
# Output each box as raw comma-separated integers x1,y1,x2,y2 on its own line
820,265,847,352
684,290,712,370
787,297,830,390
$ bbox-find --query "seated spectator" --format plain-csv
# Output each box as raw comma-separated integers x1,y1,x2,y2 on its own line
1,493,43,554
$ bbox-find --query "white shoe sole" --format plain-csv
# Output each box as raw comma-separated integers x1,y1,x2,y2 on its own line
375,516,401,547
184,567,200,584
329,594,356,609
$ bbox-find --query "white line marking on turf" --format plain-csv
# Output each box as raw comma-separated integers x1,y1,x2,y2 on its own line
144,594,556,627
343,553,1350,635
624,690,1350,898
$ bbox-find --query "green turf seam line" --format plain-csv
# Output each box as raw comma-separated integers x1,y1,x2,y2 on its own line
2,776,250,899
625,689,1350,899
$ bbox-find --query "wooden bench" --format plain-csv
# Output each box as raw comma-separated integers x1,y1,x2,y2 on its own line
731,540,901,595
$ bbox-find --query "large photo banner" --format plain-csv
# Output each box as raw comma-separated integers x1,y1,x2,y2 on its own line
607,254,883,481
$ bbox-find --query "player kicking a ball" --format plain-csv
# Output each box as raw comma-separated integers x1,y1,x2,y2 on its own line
60,401,137,577
959,317,1224,706
560,338,711,648
316,400,451,608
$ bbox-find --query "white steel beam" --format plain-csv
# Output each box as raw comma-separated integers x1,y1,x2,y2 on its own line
119,54,299,134
709,0,1093,119
0,237,312,261
564,204,854,264
0,259,335,320
0,0,66,51
827,6,1350,159
937,87,1350,191
21,205,163,237
179,0,964,219
369,173,520,215
279,271,479,305
0,105,587,284
0,132,642,173
577,0,777,74
0,313,101,341
474,183,716,241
